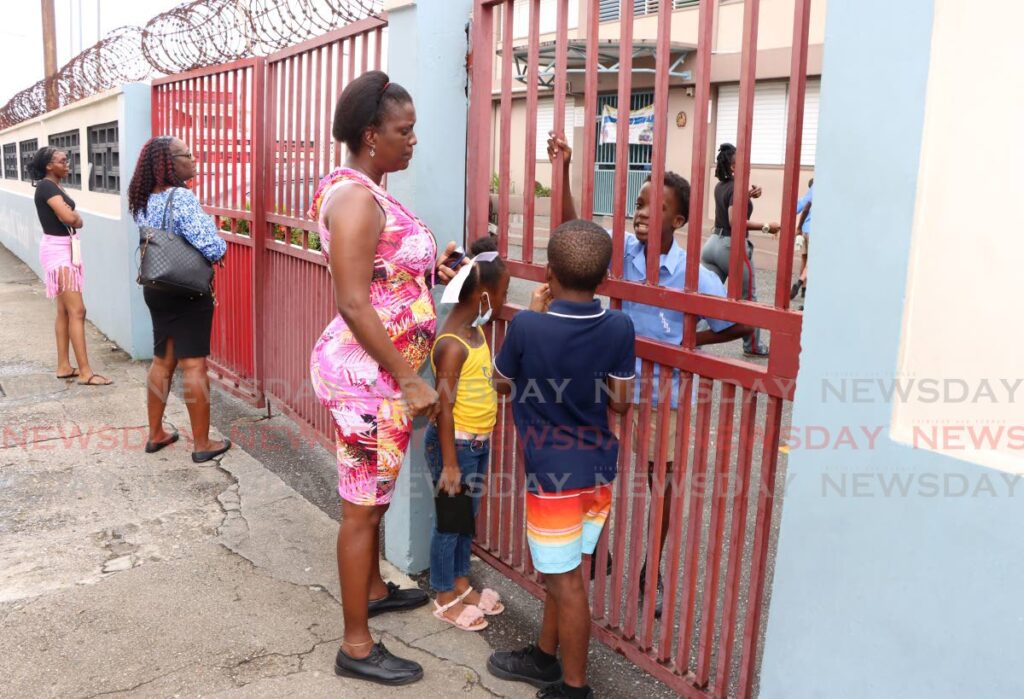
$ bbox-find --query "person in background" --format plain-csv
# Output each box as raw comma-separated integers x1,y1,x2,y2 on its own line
487,219,635,699
700,143,780,356
547,133,751,617
426,236,510,632
308,70,464,687
128,136,231,462
791,177,814,303
31,146,111,386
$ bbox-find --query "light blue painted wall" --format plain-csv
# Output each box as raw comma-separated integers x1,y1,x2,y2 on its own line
759,1,1024,697
383,0,474,573
0,85,153,359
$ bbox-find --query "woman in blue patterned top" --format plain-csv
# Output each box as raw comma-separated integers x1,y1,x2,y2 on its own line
127,136,231,463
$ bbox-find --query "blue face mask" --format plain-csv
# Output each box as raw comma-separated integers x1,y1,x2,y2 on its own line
471,292,492,328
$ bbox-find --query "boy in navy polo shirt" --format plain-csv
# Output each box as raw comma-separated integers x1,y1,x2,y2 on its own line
486,219,635,699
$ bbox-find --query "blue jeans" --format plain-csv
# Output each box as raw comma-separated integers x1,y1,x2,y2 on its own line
424,424,489,593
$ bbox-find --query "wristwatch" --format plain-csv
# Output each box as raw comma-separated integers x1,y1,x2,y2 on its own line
762,223,771,235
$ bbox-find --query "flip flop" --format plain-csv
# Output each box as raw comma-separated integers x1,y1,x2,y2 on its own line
145,431,180,454
192,438,232,463
56,368,79,379
78,374,112,386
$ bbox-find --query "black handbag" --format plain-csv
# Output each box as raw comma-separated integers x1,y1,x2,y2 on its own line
137,188,214,295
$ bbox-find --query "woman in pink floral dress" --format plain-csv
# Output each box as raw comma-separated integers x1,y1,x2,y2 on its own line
309,70,463,687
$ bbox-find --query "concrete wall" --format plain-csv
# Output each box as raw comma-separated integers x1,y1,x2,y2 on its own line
381,0,475,573
758,1,1024,697
0,84,153,358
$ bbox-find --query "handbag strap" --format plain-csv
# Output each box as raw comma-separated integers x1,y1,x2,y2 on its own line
161,187,179,232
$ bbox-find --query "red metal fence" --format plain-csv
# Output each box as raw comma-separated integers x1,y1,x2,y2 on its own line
152,17,387,441
153,2,808,694
467,1,807,697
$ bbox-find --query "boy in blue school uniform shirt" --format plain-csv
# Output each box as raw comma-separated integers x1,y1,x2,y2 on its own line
547,134,751,615
487,219,635,699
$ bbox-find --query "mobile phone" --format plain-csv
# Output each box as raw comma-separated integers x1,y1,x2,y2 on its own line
443,246,466,270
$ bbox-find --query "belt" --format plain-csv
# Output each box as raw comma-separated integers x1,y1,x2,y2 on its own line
454,430,490,442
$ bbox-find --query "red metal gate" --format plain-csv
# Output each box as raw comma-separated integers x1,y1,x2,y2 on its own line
153,58,263,403
466,1,808,696
151,18,387,446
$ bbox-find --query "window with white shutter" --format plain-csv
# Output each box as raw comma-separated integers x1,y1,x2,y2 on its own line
715,79,820,167
534,97,576,160
513,0,579,38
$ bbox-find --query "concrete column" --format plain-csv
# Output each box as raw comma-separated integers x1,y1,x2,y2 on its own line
382,0,474,573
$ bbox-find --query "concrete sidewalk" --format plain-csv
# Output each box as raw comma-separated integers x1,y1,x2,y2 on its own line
0,244,535,697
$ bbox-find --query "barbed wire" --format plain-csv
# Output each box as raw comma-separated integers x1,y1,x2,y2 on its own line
0,0,382,129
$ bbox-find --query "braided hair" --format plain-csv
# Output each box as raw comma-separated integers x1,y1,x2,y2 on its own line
715,143,737,182
28,146,59,182
128,136,186,218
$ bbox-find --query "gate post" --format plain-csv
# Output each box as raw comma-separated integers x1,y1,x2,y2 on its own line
381,0,476,573
249,58,268,407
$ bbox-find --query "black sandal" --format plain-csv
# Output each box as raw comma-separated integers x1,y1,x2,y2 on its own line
192,439,232,463
145,431,180,454
56,368,79,380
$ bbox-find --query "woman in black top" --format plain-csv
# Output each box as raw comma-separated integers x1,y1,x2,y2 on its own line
700,143,779,356
31,147,111,385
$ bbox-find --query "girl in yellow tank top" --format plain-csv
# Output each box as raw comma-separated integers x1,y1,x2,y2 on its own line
425,237,510,630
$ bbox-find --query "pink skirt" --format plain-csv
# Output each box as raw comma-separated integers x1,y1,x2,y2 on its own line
38,234,83,299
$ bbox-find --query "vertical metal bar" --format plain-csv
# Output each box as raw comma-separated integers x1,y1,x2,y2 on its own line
640,360,674,649
360,30,369,76
467,0,496,247
610,0,634,282
676,376,714,672
773,0,812,310
374,27,383,70
215,71,222,208
232,69,239,211
251,57,268,404
202,75,210,202
549,0,569,230
643,0,673,287
323,43,334,180
616,359,653,632
657,371,694,661
685,1,714,346
501,376,516,562
695,382,737,686
241,67,249,219
286,57,297,219
521,0,541,265
580,0,599,220
737,395,783,698
510,432,526,569
332,42,343,167
727,0,760,300
715,389,758,694
304,49,314,225
497,0,514,259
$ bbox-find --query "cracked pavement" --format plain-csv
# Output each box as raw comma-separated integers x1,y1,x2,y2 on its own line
0,244,536,697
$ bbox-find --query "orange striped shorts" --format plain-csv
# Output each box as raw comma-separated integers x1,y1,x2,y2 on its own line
525,484,613,575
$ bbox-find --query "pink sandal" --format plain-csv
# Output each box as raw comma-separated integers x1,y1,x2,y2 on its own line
458,585,505,616
432,598,488,631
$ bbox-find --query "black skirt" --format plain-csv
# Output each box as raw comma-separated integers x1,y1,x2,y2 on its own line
143,287,215,359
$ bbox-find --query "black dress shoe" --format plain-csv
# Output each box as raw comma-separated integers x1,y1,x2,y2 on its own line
145,431,179,454
487,645,563,689
334,642,423,686
192,439,232,463
538,682,596,698
367,581,429,618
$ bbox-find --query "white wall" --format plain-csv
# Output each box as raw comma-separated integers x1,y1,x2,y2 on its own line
892,0,1024,475
0,85,153,358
